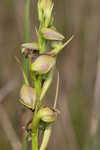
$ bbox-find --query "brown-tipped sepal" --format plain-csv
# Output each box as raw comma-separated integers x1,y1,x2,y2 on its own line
41,28,65,41
30,55,56,74
38,107,57,123
19,84,37,109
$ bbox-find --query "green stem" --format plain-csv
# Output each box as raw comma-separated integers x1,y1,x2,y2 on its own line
34,76,42,96
23,0,30,77
23,130,28,150
31,100,41,150
23,1,30,149
24,0,30,42
32,131,39,150
40,125,52,150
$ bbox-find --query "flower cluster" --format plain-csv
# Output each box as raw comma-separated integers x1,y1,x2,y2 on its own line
18,0,73,149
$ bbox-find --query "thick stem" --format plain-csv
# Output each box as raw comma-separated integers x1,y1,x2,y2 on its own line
31,105,41,150
32,131,39,150
31,113,39,150
40,125,52,150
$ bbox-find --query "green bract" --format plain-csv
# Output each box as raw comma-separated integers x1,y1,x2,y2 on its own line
30,55,56,74
20,84,37,109
41,28,65,41
38,107,57,123
40,71,53,101
49,35,74,56
51,41,62,49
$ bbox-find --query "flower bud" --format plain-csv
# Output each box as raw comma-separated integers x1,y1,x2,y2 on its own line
38,107,57,123
30,55,56,74
19,84,37,109
41,28,65,41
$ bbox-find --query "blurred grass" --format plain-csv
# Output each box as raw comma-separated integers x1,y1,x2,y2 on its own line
0,0,100,150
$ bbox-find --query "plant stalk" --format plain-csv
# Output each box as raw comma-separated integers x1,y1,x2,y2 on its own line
23,0,30,77
24,0,30,42
23,0,30,149
18,0,73,150
32,131,39,150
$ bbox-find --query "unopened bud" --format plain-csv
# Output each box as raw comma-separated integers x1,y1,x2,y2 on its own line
38,107,57,123
19,84,37,109
41,28,65,41
30,55,56,74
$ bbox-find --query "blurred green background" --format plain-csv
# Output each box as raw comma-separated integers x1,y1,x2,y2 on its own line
0,0,100,150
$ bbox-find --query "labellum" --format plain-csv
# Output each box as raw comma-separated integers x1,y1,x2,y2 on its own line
19,84,37,109
30,55,56,74
41,28,65,41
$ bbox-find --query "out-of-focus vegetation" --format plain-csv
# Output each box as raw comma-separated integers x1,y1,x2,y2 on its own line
0,0,100,150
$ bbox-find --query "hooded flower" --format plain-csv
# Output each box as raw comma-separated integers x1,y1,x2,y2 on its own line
30,55,56,74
